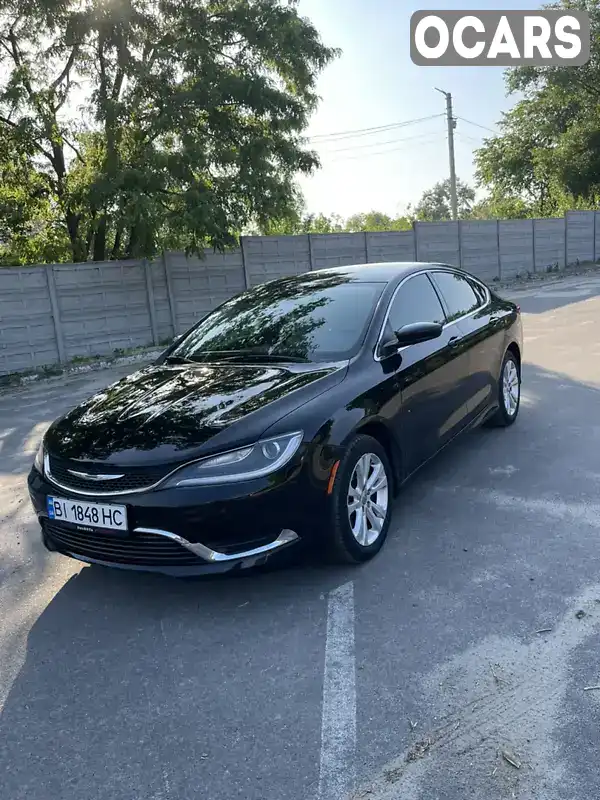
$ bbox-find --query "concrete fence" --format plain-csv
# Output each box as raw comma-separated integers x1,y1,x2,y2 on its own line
1,210,599,376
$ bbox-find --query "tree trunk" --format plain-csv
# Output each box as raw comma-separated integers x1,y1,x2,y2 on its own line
45,121,87,262
111,224,124,259
93,216,108,261
65,210,85,262
126,224,140,258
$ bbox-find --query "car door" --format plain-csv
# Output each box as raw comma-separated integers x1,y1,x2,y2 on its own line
429,270,505,422
378,272,472,476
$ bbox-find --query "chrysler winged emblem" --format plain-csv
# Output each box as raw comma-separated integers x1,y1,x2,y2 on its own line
67,470,125,481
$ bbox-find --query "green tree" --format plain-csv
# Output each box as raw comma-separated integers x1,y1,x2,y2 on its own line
475,0,600,214
474,91,574,216
0,0,337,264
260,206,413,235
470,193,533,220
344,211,412,232
413,178,475,221
260,211,345,235
259,191,345,235
300,213,344,233
0,128,70,264
262,203,345,234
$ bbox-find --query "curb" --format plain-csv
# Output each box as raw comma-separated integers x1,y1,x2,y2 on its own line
1,349,163,393
494,263,600,293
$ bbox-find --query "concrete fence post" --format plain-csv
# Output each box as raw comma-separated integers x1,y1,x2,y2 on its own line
307,233,315,270
143,259,159,346
532,219,537,273
45,264,67,364
364,231,369,263
496,219,501,280
564,213,569,268
240,236,251,288
594,212,598,262
457,220,463,268
413,221,420,261
162,250,179,337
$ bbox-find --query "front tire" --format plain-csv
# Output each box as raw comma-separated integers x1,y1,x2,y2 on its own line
326,435,393,564
487,351,521,427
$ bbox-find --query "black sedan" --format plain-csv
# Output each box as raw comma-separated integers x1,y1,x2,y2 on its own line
28,262,523,575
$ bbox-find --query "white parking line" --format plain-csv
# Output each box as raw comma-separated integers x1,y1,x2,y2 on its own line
318,581,357,800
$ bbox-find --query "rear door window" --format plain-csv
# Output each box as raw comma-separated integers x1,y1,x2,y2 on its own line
430,271,481,323
469,279,488,306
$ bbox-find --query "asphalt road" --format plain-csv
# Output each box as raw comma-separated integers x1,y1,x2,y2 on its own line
2,273,600,800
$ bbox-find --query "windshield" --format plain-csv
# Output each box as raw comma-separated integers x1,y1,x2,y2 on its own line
170,273,385,363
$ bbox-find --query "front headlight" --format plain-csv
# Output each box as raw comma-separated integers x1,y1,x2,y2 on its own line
163,431,304,487
33,440,44,474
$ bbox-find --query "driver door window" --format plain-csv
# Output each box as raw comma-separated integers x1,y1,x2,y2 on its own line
386,273,446,335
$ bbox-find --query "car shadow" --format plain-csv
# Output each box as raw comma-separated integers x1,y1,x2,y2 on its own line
0,541,361,800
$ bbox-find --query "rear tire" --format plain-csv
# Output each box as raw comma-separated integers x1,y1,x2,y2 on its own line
486,351,521,428
326,435,393,564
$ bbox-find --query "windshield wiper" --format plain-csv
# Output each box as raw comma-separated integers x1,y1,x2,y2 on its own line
234,353,310,364
164,355,196,365
189,350,310,364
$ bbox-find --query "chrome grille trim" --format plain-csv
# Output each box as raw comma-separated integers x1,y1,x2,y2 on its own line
133,527,299,562
43,521,204,566
44,453,169,497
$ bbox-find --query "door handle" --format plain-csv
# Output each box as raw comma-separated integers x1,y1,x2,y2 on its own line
448,336,460,349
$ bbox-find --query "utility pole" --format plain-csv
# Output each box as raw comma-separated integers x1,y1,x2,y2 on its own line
435,88,458,221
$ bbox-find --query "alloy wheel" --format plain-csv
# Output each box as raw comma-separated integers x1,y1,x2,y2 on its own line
347,452,389,546
503,359,520,417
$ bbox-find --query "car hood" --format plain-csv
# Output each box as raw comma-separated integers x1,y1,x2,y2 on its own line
45,361,347,465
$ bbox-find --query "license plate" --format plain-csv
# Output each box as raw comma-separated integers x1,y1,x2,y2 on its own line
47,495,127,531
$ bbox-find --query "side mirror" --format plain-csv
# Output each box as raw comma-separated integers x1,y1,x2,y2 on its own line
394,321,443,347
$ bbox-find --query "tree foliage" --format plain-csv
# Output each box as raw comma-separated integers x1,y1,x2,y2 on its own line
259,199,412,235
469,193,533,220
475,0,600,215
344,211,411,232
412,178,475,221
0,0,337,264
258,191,345,235
0,127,70,264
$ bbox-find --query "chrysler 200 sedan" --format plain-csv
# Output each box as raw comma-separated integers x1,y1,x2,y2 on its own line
28,262,522,575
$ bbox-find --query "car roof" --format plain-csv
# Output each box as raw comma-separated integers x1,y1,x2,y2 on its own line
308,262,451,283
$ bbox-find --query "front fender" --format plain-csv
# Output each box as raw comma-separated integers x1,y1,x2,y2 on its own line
304,409,401,496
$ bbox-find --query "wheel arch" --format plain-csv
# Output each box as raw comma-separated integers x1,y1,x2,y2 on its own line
353,419,403,496
506,341,521,369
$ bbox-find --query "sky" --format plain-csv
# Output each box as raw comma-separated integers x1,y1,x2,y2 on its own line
296,0,544,219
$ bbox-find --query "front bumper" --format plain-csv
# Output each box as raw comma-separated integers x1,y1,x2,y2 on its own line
28,461,327,576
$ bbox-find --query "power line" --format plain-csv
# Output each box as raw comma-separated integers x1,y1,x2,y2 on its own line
315,129,445,154
308,115,442,141
456,133,485,146
307,114,445,142
456,117,499,135
324,136,445,163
